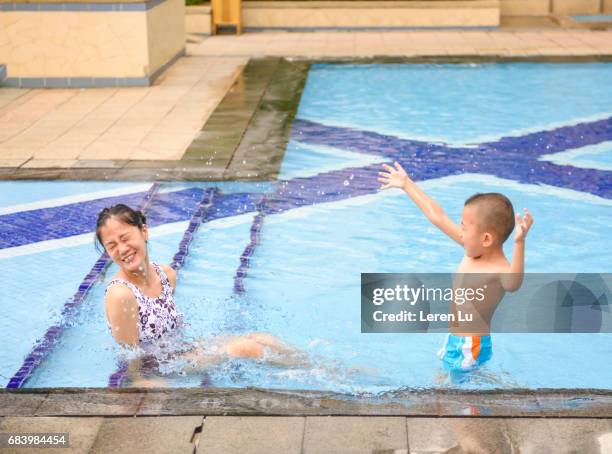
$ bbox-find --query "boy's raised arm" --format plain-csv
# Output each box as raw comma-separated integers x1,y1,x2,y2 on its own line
378,162,463,246
501,208,534,292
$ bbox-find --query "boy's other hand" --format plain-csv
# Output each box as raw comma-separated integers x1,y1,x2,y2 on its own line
514,208,534,243
378,162,410,190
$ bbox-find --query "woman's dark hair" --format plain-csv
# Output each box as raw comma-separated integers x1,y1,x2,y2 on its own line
95,204,147,252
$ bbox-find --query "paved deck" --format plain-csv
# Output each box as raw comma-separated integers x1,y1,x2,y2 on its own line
0,388,610,452
0,28,611,177
0,415,610,453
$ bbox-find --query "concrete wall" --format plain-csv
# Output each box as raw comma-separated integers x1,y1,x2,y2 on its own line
147,0,185,75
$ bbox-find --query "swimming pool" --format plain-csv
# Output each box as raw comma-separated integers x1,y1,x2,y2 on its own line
572,15,612,22
1,62,611,391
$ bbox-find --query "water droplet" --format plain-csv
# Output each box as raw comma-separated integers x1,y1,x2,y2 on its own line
242,160,246,164
343,180,349,186
349,174,354,180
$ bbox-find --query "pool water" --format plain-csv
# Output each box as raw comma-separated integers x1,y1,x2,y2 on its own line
572,15,612,22
1,62,611,391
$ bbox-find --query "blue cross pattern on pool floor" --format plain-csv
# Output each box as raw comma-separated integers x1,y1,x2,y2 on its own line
0,115,611,250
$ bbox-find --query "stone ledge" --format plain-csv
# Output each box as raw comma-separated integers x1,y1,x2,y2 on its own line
244,0,499,9
241,1,500,27
1,388,611,417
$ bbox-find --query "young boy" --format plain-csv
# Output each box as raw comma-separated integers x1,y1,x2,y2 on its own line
378,162,534,372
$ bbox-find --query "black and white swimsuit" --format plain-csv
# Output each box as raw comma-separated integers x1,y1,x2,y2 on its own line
106,263,182,343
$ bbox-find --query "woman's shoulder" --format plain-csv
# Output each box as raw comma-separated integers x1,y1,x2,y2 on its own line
105,278,137,307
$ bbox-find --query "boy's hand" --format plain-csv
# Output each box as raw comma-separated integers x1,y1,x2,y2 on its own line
378,162,410,190
514,208,533,243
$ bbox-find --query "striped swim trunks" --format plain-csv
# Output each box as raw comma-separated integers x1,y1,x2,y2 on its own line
438,334,492,372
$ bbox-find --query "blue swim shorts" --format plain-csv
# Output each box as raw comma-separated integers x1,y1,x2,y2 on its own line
438,334,492,372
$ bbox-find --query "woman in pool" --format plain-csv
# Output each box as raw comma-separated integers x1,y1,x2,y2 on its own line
96,204,302,379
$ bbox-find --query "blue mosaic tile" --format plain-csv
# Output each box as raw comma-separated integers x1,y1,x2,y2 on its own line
119,2,146,11
18,78,45,88
290,117,612,200
3,1,169,12
87,2,119,11
16,3,40,10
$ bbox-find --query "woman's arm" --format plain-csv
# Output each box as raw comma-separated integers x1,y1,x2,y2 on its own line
104,285,139,346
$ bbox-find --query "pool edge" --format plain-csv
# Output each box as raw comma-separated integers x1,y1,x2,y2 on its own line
1,387,610,418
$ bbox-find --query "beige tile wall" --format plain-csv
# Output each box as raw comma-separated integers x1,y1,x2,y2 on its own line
147,0,186,74
552,0,600,14
500,0,551,16
243,7,500,27
185,6,212,35
0,2,184,80
0,11,149,78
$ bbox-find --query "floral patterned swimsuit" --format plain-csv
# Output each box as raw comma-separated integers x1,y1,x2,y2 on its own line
106,263,182,343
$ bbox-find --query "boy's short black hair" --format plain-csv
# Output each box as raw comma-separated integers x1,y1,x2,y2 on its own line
464,193,515,244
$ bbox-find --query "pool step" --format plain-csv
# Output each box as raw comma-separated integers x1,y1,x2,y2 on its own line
242,0,500,29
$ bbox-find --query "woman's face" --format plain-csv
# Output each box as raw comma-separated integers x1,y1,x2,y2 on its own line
99,216,148,274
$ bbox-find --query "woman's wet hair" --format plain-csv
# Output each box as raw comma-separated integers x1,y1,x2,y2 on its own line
95,204,147,252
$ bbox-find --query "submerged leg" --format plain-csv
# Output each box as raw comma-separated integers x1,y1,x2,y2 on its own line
226,333,310,367
177,333,310,373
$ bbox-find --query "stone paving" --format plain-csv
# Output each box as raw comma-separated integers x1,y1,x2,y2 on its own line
0,55,246,166
189,29,612,59
0,415,611,453
0,389,610,452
